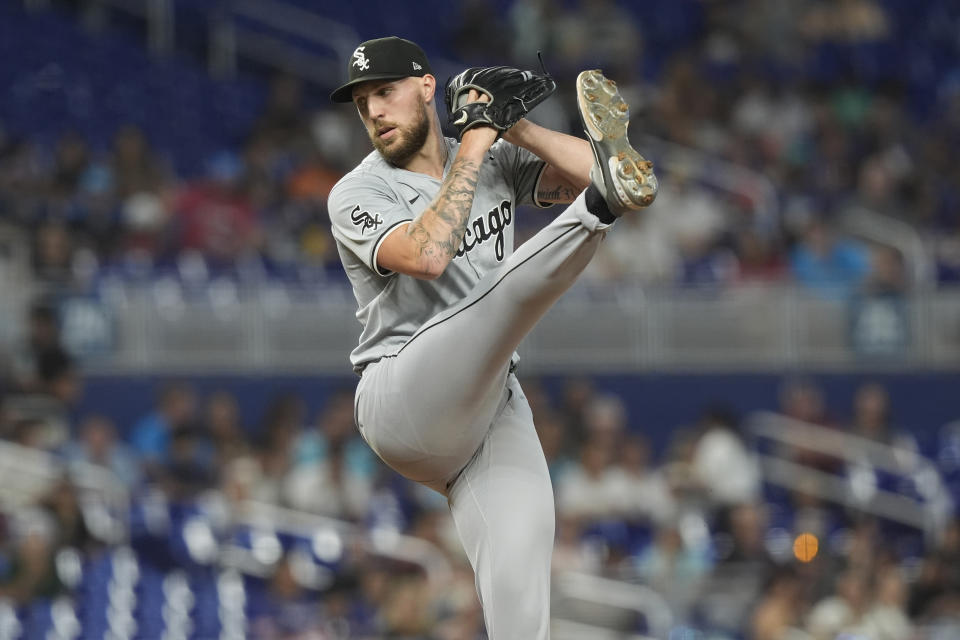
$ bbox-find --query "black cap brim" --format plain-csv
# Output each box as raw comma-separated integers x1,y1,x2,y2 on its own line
330,73,410,103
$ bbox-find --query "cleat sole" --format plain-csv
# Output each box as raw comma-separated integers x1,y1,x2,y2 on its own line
576,70,657,214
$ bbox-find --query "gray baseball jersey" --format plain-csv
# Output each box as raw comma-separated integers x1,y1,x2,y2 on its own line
330,63,639,638
328,136,549,373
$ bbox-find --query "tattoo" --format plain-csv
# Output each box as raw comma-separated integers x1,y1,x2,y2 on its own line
406,157,481,272
537,183,578,203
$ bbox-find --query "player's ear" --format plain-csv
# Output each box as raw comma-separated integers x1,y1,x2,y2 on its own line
421,74,436,103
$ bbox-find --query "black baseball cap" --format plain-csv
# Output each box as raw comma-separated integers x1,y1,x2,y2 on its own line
330,36,433,103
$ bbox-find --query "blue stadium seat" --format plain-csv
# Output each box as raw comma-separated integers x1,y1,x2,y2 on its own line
0,4,264,177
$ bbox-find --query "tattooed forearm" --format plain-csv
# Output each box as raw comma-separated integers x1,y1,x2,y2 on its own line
406,157,481,273
537,183,578,204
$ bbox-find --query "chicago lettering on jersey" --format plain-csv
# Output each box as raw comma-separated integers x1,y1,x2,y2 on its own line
350,205,383,233
457,200,513,261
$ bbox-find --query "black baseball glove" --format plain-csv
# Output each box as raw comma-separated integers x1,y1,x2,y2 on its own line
444,66,557,139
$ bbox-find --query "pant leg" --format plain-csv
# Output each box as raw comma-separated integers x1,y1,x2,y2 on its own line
355,193,609,487
447,376,555,640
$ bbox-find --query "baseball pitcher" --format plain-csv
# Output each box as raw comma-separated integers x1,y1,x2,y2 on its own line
328,36,657,638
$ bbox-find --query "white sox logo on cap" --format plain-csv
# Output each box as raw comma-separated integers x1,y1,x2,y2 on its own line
352,46,370,71
331,37,432,103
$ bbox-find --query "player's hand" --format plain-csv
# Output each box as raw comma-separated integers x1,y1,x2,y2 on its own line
459,89,498,151
465,88,489,105
444,65,557,141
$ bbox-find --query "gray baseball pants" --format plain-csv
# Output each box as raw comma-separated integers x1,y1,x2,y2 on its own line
354,194,610,639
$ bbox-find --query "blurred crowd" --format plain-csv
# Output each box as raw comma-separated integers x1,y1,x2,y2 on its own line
0,0,958,298
1,0,960,637
0,297,957,638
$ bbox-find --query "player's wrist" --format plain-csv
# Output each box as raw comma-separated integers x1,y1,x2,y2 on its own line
501,118,532,145
459,126,498,155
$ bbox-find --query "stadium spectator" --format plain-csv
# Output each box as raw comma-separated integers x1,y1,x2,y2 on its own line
9,299,70,394
35,345,81,414
117,190,170,266
534,408,575,486
162,423,216,500
0,508,61,605
730,72,814,159
583,201,679,284
235,392,307,506
30,220,74,286
779,377,844,474
40,476,93,553
556,437,624,522
48,131,89,202
733,228,787,283
62,414,141,489
109,124,169,199
615,434,677,526
750,565,807,640
244,434,289,506
849,245,911,355
723,502,774,568
581,392,628,453
552,514,596,574
7,417,46,450
2,300,78,450
432,564,487,640
698,502,778,635
293,389,372,477
909,516,960,622
653,55,721,151
633,521,712,618
202,390,248,468
855,565,913,640
247,553,328,638
780,377,831,427
862,245,908,296
806,568,872,640
848,381,897,444
790,217,871,299
283,437,373,520
689,406,762,510
72,161,121,264
171,151,261,264
378,572,435,638
128,381,198,474
557,376,596,451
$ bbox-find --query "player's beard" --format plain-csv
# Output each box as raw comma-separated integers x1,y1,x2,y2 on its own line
371,99,430,167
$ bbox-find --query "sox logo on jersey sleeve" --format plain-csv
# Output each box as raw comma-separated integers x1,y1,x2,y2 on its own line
351,205,383,232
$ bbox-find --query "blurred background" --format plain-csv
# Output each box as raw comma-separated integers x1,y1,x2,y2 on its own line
0,0,959,638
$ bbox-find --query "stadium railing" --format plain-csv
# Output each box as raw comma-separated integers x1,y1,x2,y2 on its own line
26,282,956,373
749,411,955,541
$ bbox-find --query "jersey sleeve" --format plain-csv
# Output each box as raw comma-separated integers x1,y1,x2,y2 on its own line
491,140,551,208
328,173,413,277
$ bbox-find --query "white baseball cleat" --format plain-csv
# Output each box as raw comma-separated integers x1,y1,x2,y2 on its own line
577,69,658,215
